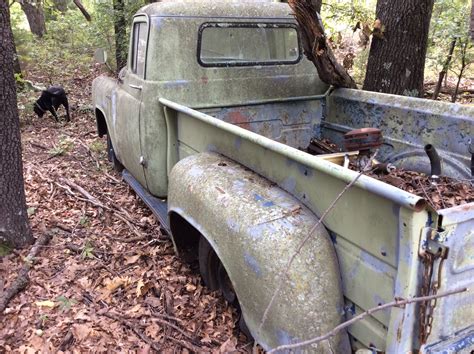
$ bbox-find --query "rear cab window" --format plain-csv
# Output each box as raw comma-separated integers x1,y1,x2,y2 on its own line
131,20,148,77
198,22,301,67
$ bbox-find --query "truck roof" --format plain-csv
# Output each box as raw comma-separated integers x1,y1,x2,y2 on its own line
138,1,293,19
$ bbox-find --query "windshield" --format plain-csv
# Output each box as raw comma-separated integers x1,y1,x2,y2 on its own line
198,23,301,67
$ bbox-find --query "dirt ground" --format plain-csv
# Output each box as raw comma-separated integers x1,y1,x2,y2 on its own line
0,65,249,352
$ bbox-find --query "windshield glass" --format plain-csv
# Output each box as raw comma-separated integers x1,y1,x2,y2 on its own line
199,23,301,67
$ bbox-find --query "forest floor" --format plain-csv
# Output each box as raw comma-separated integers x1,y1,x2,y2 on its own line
0,64,249,352
0,59,473,353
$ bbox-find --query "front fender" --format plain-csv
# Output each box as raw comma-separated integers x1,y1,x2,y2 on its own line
168,152,350,352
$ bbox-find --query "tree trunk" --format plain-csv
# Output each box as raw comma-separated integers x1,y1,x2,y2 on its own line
12,38,21,75
0,1,33,248
113,0,127,71
470,0,474,42
282,0,321,13
72,0,91,21
363,0,435,97
288,0,357,89
19,0,46,38
52,0,69,13
452,41,468,103
432,39,456,100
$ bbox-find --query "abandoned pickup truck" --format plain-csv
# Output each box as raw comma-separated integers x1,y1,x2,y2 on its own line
92,1,474,352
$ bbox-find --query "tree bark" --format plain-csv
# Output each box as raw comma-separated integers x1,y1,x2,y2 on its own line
288,0,357,89
113,0,127,71
471,0,474,42
282,0,321,14
52,0,68,13
18,0,46,38
0,1,33,248
12,38,21,75
363,0,435,97
72,0,91,21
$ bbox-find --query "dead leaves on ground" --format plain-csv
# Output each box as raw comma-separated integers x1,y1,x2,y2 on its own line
0,65,248,352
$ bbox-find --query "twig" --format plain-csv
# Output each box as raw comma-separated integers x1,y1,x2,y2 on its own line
166,335,203,353
0,232,53,313
77,139,100,170
258,151,378,333
103,312,161,351
417,180,437,210
57,177,144,239
268,287,468,353
29,141,49,150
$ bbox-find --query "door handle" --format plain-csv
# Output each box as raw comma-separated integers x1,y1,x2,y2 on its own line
129,84,143,90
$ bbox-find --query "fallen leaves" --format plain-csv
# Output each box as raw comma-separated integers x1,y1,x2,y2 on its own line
371,169,474,210
0,65,246,352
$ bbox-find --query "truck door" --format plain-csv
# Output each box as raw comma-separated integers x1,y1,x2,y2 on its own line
113,16,148,187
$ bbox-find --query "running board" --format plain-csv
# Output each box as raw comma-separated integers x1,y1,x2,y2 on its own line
122,170,170,234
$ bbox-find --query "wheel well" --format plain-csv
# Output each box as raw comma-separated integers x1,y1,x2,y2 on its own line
95,108,107,138
169,212,201,261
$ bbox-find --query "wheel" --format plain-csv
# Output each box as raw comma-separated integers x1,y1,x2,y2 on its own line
106,134,124,172
217,262,237,304
198,236,253,340
198,236,220,291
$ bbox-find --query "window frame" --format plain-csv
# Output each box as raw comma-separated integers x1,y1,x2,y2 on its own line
130,17,149,78
197,22,303,68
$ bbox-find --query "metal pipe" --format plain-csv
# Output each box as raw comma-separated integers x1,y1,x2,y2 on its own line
424,144,442,177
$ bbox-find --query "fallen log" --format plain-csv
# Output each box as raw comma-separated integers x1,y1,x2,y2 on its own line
0,232,53,314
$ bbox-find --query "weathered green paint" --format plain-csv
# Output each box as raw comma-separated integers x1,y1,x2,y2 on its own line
92,1,474,352
92,1,327,197
160,97,430,351
168,152,351,352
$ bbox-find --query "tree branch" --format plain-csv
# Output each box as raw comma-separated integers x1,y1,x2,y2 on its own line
268,287,468,353
72,0,91,21
288,0,357,88
0,232,53,314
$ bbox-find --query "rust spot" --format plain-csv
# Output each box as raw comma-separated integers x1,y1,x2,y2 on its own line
396,313,405,342
227,111,251,130
201,76,209,84
215,187,226,194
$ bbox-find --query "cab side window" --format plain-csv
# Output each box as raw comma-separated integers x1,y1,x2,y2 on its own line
131,22,147,77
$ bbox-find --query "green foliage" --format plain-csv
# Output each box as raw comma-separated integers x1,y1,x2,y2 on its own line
49,135,74,156
56,295,77,311
321,0,376,39
89,140,106,154
81,240,95,259
0,242,12,257
426,0,473,78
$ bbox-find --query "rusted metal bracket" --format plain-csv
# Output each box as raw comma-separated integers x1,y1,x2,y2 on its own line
419,227,449,259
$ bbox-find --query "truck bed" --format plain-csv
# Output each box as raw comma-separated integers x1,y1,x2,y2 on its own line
158,91,474,352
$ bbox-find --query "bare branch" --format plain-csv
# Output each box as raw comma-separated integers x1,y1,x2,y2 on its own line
268,287,468,353
72,0,91,21
288,0,357,88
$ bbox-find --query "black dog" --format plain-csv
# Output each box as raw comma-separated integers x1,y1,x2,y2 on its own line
34,86,71,122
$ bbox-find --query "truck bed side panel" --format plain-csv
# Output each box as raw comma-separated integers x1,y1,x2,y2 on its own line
160,98,430,351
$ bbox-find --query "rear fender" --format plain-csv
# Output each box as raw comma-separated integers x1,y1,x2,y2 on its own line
168,152,350,352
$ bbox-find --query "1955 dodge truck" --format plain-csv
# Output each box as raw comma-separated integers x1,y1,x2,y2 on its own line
92,1,474,352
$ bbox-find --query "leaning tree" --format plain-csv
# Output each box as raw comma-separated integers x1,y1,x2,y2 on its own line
363,0,435,97
0,0,33,248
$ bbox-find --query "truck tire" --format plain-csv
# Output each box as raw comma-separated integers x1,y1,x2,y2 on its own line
106,134,124,173
198,235,253,340
198,236,220,291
